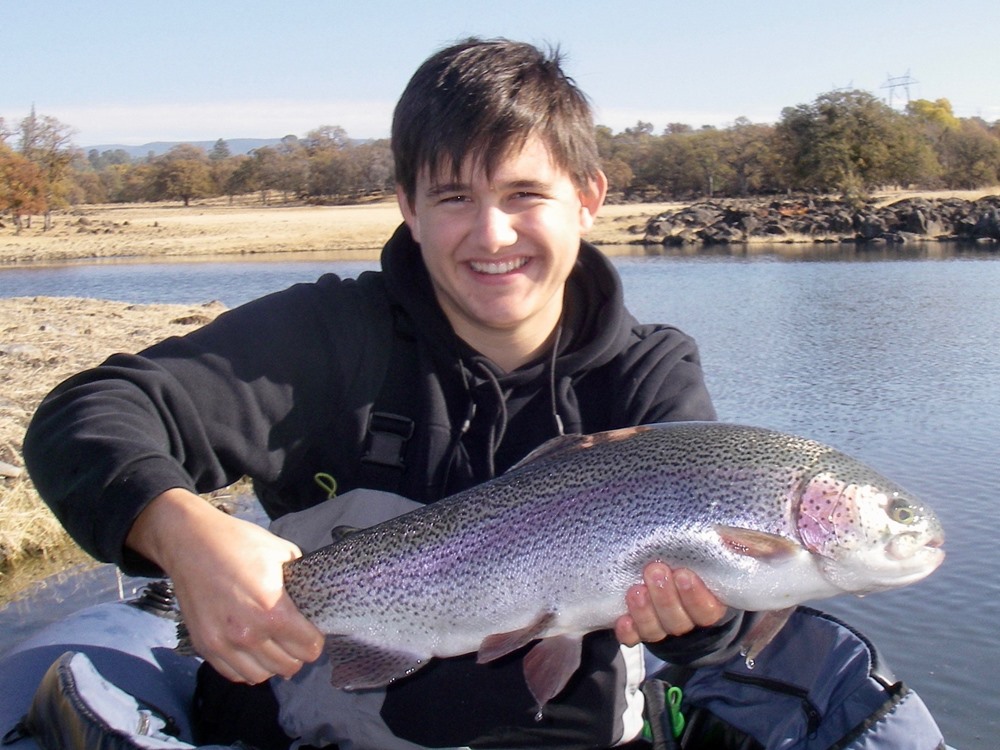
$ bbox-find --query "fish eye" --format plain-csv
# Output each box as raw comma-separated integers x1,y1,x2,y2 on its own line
888,500,916,525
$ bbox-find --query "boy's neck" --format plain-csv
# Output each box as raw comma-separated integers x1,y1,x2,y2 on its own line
454,314,561,373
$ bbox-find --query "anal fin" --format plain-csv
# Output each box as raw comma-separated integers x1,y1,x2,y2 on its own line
323,634,428,690
522,634,583,714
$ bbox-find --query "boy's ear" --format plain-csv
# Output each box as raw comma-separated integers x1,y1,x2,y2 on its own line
396,184,421,243
578,170,608,233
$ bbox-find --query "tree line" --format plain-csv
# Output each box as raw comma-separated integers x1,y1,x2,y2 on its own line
2,90,999,230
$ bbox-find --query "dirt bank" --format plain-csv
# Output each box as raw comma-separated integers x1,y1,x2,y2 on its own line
0,198,680,265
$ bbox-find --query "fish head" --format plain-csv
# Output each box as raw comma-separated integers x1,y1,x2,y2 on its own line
795,468,945,595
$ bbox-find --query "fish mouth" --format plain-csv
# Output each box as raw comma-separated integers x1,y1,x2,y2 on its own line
885,533,946,582
886,530,944,563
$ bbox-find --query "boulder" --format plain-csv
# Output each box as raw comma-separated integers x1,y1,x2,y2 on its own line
642,194,1000,247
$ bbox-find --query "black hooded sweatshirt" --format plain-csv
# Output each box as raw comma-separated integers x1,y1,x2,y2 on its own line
24,225,733,748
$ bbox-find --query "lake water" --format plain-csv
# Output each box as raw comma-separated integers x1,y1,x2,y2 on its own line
1,244,998,748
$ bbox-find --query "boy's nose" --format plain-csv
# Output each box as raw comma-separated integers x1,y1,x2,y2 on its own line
474,206,517,250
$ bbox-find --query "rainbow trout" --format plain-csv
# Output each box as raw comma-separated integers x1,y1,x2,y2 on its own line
283,422,944,709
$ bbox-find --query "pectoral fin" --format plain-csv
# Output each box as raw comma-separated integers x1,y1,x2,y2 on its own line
522,634,584,711
323,634,428,690
715,525,801,560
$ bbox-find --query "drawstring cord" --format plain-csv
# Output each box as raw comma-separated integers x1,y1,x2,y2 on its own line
442,318,567,488
548,322,566,436
439,360,477,493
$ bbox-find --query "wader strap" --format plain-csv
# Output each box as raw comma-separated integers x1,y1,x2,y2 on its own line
362,412,414,470
356,305,418,494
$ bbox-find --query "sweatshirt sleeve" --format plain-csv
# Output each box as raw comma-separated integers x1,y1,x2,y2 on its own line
23,275,371,575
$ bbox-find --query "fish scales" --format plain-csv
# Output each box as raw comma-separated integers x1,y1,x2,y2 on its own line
282,421,944,701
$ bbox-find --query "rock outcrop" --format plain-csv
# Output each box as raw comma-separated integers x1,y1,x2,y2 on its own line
642,195,1000,247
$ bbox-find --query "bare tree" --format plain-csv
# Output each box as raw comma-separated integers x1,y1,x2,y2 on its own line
17,107,78,229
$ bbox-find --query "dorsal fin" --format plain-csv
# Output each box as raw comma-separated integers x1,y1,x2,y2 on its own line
508,434,591,472
508,425,652,473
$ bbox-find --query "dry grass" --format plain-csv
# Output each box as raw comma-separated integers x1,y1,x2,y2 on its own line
0,296,229,601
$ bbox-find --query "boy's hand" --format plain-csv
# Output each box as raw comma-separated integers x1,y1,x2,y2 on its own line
127,487,324,684
615,562,727,645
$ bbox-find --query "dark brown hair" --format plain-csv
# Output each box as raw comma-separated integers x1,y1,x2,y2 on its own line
392,38,601,203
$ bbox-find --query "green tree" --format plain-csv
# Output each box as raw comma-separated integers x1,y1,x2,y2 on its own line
120,162,160,202
612,121,665,196
594,125,636,194
347,140,394,195
777,90,907,194
906,98,960,136
648,133,701,198
156,144,214,205
303,125,355,199
209,138,232,161
688,127,731,197
88,148,132,170
717,118,781,196
251,142,308,204
308,147,357,199
304,125,350,153
224,155,259,201
938,119,1000,188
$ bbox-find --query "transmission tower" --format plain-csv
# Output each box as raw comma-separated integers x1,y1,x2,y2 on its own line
881,71,918,109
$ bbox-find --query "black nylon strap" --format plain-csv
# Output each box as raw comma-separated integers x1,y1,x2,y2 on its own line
355,306,419,493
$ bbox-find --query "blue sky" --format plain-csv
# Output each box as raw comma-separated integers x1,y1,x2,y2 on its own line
3,0,998,148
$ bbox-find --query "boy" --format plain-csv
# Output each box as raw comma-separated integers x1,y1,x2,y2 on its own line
26,39,734,748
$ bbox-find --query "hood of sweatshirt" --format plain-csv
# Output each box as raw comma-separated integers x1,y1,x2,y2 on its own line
379,223,639,484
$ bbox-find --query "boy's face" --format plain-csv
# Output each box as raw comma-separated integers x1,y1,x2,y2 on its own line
397,136,606,363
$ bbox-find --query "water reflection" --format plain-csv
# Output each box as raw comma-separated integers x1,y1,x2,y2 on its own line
620,240,996,262
2,243,998,310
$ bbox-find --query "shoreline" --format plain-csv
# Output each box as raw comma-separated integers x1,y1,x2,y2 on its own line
2,188,997,267
0,198,682,266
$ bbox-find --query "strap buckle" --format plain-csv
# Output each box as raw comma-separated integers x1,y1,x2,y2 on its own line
361,411,414,469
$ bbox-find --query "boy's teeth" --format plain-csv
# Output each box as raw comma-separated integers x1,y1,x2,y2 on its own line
470,257,528,275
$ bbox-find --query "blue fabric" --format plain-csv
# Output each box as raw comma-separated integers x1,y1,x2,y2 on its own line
669,607,945,749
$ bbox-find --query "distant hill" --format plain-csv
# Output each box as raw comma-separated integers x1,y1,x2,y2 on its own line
83,138,283,158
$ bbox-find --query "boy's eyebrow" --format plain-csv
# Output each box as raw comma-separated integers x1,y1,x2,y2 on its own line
425,182,469,197
425,178,552,197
